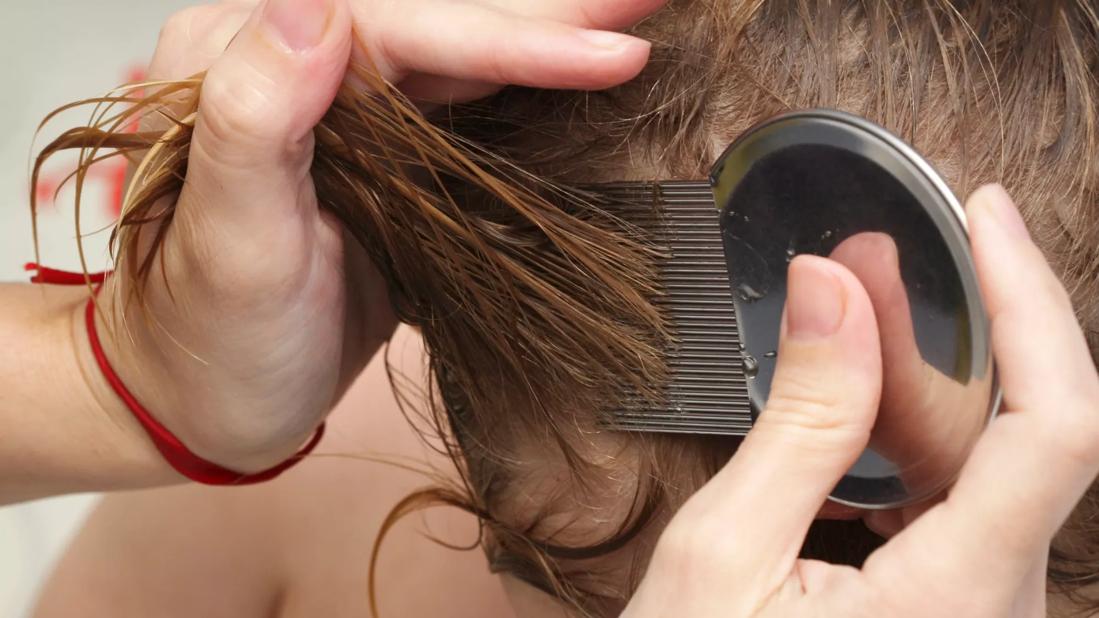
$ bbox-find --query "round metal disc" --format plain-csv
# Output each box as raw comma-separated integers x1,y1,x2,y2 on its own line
711,109,999,509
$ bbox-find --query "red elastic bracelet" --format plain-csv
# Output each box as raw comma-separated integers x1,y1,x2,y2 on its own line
27,263,324,485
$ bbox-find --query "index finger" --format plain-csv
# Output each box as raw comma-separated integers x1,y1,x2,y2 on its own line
481,0,669,30
147,3,254,81
139,3,254,138
921,185,1099,577
360,0,653,90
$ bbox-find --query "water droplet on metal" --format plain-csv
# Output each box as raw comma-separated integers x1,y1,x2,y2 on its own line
743,354,759,378
736,283,765,302
727,234,770,303
764,351,777,359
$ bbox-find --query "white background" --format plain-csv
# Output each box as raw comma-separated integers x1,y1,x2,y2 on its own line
1,2,192,615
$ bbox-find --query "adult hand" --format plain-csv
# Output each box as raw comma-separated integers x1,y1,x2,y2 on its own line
828,232,989,497
624,185,1099,617
96,0,663,473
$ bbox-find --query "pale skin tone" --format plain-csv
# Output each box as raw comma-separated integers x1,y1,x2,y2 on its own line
624,185,1099,617
4,0,1099,616
33,195,1099,617
34,330,522,618
0,0,660,503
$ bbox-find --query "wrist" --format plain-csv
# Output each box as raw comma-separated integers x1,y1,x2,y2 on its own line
0,282,185,503
85,280,319,474
50,286,182,488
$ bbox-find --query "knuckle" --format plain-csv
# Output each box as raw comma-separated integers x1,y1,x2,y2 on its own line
155,5,234,80
652,516,728,576
202,5,252,51
159,8,199,44
151,11,197,76
370,32,398,81
158,6,220,53
367,15,408,82
482,44,512,85
764,371,872,437
575,3,600,28
197,66,284,161
1052,401,1099,468
758,401,870,455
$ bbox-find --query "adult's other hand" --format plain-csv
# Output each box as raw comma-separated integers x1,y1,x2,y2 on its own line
625,185,1099,618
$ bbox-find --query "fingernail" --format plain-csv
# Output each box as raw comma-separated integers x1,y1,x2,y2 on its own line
786,257,846,340
977,183,1031,241
263,0,331,52
577,30,649,53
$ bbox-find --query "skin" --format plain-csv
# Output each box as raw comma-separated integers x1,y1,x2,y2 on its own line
0,0,662,504
6,1,1099,616
34,329,521,618
33,191,1099,618
623,186,1099,617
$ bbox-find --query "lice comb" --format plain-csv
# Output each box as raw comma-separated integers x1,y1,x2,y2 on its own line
597,109,999,509
598,181,753,436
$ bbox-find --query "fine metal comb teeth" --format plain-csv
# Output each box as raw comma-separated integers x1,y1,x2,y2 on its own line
596,181,754,437
588,110,1000,509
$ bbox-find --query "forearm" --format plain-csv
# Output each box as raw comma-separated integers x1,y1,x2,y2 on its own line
0,283,178,505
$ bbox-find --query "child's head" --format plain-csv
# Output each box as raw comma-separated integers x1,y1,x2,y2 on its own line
411,1,1099,613
40,0,1099,615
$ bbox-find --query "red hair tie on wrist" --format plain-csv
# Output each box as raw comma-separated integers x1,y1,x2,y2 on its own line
26,263,324,485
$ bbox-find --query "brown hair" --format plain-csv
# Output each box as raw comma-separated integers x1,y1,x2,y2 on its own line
33,0,1099,615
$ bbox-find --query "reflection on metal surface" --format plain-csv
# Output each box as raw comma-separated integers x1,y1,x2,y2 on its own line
607,110,999,509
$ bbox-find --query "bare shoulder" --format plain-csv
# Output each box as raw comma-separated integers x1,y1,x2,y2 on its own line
34,328,515,618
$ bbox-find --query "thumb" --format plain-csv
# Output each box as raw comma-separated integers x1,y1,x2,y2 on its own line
745,255,881,524
181,0,352,238
665,256,881,582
